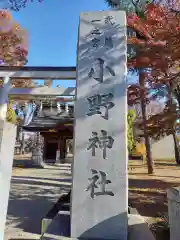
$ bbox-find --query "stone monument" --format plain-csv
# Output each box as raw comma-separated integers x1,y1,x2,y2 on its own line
31,132,44,167
71,11,128,239
167,187,180,240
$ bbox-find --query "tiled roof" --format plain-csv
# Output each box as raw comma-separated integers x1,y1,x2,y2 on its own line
22,110,74,131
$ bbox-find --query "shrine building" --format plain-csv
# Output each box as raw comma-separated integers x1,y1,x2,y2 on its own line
22,101,74,163
1,66,76,164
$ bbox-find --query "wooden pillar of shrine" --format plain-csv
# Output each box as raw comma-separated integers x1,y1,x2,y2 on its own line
59,136,66,162
43,137,47,161
55,138,61,163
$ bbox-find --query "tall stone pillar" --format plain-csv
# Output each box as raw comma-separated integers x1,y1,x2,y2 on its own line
71,11,128,240
0,76,17,240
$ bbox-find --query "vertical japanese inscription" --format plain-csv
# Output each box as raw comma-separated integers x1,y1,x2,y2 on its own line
86,93,114,120
91,25,102,48
104,16,116,25
88,58,115,83
105,37,113,48
87,130,114,159
85,15,117,198
90,16,115,49
85,169,114,199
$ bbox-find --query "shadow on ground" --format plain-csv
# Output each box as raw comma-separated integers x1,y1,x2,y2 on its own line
155,162,178,167
128,178,178,218
6,169,72,236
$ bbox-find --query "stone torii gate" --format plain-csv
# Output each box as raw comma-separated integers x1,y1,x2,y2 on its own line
0,66,76,240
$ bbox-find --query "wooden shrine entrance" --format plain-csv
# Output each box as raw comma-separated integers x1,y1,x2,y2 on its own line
46,140,58,160
0,66,76,239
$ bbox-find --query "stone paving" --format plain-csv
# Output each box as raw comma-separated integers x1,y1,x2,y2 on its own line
4,163,72,240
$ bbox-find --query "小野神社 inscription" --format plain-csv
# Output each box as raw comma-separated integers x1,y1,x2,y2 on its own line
85,169,114,199
87,130,114,159
86,92,114,120
88,58,115,83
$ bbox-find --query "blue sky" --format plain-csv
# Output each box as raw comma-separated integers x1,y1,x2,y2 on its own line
11,0,110,87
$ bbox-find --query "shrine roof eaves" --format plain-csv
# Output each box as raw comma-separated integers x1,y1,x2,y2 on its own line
22,117,74,132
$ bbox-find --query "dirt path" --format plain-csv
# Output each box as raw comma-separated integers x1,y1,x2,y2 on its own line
4,164,72,240
129,161,180,218
129,160,180,240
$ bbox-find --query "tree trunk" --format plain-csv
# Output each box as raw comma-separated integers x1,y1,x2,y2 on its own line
173,85,180,107
168,83,180,164
139,71,154,174
172,129,180,164
176,94,180,108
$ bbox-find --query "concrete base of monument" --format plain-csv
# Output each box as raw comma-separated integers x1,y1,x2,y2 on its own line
41,211,155,240
128,214,155,240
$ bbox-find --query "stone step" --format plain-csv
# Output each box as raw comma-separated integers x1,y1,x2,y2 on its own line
41,213,155,240
41,211,70,239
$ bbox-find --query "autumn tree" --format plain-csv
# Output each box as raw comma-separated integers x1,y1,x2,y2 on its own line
0,10,33,88
0,10,28,66
106,0,166,173
105,0,180,171
0,10,32,126
127,6,167,174
142,5,180,163
137,103,178,139
128,3,180,166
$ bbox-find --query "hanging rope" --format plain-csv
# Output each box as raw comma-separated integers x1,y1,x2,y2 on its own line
6,100,18,124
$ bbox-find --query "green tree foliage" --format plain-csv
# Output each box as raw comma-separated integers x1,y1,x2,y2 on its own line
127,109,136,152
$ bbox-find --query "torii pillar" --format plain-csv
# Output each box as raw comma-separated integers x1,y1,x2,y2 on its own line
0,76,17,240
